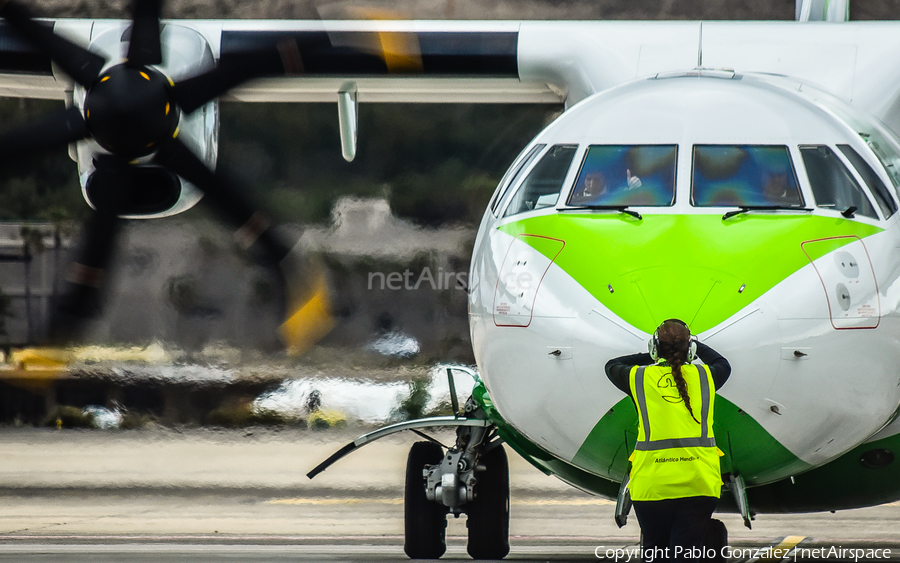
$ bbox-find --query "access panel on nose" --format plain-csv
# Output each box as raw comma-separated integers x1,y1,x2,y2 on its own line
492,234,565,327
801,236,880,329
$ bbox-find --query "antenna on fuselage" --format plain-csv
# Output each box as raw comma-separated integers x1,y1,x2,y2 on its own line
697,22,703,68
795,0,850,22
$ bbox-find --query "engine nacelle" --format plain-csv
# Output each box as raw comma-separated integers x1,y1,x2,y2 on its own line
65,22,219,219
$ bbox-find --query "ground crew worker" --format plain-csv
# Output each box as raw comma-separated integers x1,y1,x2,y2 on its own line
605,319,731,562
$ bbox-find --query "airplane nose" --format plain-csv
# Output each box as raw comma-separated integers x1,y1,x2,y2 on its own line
613,265,746,333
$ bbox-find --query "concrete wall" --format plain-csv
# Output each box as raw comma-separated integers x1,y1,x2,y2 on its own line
0,223,71,346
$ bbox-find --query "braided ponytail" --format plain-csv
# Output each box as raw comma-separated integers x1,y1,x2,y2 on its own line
657,320,701,424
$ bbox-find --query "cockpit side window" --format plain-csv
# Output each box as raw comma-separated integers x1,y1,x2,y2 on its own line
800,145,878,219
503,144,577,218
857,129,900,193
838,144,898,218
691,145,804,208
567,145,677,207
491,144,545,216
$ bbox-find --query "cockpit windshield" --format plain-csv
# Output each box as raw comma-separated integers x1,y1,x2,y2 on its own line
567,145,677,207
692,145,804,208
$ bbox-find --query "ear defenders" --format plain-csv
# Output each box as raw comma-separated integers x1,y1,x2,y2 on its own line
648,319,698,363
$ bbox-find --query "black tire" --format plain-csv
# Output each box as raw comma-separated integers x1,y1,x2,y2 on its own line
404,441,448,559
466,444,510,560
703,518,728,563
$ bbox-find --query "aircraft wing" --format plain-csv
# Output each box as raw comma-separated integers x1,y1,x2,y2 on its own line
3,19,900,122
0,19,567,103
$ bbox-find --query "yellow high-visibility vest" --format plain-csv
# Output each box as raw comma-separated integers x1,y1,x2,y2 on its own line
627,363,722,501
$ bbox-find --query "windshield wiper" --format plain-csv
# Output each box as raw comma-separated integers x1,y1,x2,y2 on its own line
722,206,812,220
562,205,642,220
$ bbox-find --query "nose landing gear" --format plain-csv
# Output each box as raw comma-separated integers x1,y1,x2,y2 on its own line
404,398,510,560
305,371,507,560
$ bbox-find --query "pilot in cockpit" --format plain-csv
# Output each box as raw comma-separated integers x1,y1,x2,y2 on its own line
763,172,798,205
581,171,607,199
573,167,644,205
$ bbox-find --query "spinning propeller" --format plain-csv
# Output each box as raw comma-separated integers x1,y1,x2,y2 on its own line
0,0,332,352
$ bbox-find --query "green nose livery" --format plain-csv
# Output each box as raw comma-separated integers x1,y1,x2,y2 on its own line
499,212,883,334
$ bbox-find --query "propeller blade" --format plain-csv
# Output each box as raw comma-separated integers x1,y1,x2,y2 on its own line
278,259,335,356
153,137,292,263
50,157,131,341
126,0,162,67
169,39,303,114
154,138,334,353
0,105,88,162
0,1,106,87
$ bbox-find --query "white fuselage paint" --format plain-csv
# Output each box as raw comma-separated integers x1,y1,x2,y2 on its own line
468,74,900,486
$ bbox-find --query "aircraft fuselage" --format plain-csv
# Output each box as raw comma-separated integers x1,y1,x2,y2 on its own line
468,72,900,510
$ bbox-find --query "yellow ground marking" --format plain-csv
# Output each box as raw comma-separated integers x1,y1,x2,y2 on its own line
267,497,614,506
750,536,806,562
773,535,806,550
268,498,403,506
516,498,615,506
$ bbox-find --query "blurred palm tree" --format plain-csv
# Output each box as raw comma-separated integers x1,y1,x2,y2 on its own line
46,208,78,314
0,287,10,341
19,225,45,344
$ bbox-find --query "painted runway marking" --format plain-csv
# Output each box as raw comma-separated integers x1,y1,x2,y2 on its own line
745,535,807,562
266,497,614,506
267,498,403,505
0,534,631,542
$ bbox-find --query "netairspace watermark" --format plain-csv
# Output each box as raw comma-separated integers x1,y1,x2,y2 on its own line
368,267,535,293
366,267,476,292
594,545,893,562
368,268,469,291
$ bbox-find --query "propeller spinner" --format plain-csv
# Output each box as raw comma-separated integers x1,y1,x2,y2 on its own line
84,65,178,157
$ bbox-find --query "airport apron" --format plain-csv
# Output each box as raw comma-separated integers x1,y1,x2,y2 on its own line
628,363,721,501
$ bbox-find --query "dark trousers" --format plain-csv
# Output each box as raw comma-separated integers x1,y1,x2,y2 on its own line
632,496,718,563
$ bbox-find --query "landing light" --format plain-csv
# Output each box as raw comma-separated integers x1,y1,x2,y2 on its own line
859,449,894,469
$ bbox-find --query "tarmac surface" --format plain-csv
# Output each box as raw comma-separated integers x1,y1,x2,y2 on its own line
0,427,899,562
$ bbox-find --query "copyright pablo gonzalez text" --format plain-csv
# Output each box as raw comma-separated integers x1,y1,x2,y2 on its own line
594,546,892,562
